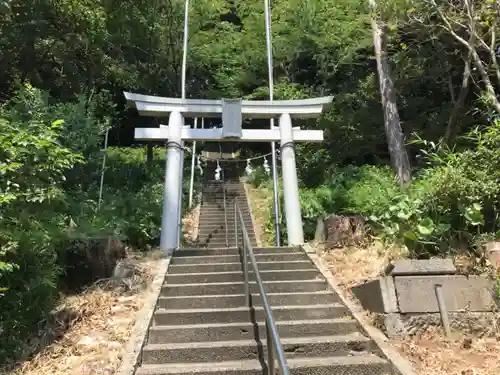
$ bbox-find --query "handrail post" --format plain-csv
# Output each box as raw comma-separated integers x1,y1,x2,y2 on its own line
243,236,250,306
234,199,238,248
266,320,275,374
235,204,289,374
222,169,229,247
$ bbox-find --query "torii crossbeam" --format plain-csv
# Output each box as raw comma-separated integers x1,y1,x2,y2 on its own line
125,92,333,253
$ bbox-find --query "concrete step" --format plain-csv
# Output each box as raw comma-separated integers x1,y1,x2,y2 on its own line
202,199,248,203
199,208,248,213
196,237,257,245
161,280,328,296
166,269,322,284
196,230,255,236
198,215,252,222
198,217,252,224
202,186,246,191
142,333,373,364
197,219,253,227
200,208,250,214
197,228,255,235
148,318,359,343
173,247,298,257
199,243,258,249
201,199,248,205
197,228,256,236
198,217,253,224
195,238,257,245
135,355,391,375
152,304,348,325
171,253,309,265
196,233,256,241
199,212,251,219
196,242,259,249
202,193,247,198
200,209,248,214
168,261,316,274
197,232,256,240
196,241,259,248
202,189,246,194
157,291,340,309
198,223,253,228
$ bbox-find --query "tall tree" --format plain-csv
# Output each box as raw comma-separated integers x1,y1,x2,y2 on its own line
428,0,500,114
368,0,411,187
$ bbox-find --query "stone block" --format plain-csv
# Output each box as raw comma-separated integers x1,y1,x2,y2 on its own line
385,258,456,276
394,275,496,313
484,241,500,268
384,313,407,338
314,217,326,242
351,277,398,313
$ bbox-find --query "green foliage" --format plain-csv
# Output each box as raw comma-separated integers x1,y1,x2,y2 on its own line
0,85,200,362
1,0,500,364
250,120,499,255
247,165,271,188
0,86,86,361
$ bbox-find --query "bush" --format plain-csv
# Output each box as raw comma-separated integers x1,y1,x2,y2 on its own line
250,120,500,256
0,85,84,361
0,86,202,362
247,165,271,187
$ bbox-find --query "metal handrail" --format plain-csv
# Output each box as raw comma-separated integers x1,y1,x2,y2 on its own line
222,170,229,247
234,201,290,375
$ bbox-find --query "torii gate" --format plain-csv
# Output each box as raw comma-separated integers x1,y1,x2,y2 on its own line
124,92,333,253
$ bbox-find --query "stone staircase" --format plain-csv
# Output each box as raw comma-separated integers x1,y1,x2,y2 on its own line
133,144,394,374
135,246,392,375
197,180,257,248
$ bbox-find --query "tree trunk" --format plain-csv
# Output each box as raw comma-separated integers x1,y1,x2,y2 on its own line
471,47,500,114
369,1,411,187
445,53,472,145
147,143,154,171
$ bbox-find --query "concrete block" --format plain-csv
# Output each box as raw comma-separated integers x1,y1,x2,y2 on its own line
314,217,326,242
384,313,407,338
484,241,500,268
351,277,398,313
385,259,456,276
394,275,496,313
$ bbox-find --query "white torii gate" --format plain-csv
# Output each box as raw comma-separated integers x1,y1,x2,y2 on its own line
124,92,333,253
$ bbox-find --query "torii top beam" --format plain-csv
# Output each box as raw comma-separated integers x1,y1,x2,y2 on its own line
124,92,333,119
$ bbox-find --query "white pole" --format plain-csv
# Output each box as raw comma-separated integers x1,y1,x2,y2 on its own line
97,128,109,211
279,113,304,245
188,117,198,208
181,0,189,100
175,0,189,248
177,140,185,248
161,111,184,254
264,0,281,246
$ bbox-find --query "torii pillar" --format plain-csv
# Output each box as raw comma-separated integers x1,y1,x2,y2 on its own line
124,92,333,253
